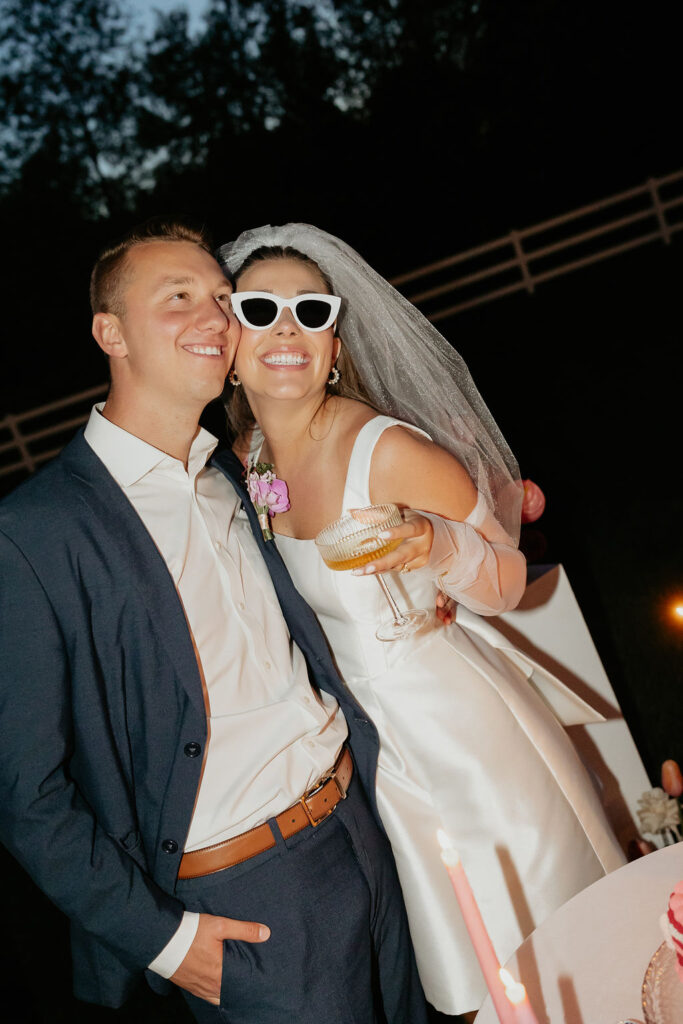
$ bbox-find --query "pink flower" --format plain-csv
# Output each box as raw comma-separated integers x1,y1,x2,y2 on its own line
247,477,272,504
265,478,290,514
246,464,291,533
521,479,546,523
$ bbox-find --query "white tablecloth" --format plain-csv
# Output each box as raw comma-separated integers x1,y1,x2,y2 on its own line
474,844,683,1023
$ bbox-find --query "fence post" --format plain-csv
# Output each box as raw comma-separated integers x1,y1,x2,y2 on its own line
509,229,535,293
5,414,35,473
648,178,671,244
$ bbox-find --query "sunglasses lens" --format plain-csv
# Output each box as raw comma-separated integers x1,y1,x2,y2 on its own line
296,299,333,329
240,297,279,327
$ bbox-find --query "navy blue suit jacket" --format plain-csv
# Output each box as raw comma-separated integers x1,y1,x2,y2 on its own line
0,431,381,1007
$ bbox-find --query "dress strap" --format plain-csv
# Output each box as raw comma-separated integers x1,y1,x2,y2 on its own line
342,415,431,511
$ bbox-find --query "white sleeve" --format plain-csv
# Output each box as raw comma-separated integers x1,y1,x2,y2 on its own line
147,911,201,979
417,494,527,615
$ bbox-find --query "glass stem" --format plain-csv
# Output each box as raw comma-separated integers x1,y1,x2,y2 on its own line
375,573,408,626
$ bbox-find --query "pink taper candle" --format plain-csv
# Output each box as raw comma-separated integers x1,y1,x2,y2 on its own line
500,968,541,1024
437,830,516,1024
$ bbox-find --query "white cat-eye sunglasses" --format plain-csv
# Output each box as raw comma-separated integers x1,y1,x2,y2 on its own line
231,292,341,332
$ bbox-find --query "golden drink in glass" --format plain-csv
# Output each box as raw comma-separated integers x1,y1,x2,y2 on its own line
315,504,429,642
322,538,401,572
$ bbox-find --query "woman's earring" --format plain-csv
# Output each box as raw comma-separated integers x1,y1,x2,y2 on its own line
327,365,341,385
228,369,241,387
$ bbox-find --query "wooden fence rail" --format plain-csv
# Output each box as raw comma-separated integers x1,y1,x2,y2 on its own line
395,168,683,320
0,384,108,482
2,168,682,483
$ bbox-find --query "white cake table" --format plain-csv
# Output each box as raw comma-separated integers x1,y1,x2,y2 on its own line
474,844,683,1024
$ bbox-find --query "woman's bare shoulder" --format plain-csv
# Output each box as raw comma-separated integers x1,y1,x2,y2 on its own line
372,421,437,461
370,424,477,516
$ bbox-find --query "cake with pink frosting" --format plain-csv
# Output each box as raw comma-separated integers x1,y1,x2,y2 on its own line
660,881,683,981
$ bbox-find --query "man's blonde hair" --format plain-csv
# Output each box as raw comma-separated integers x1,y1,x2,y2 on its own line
90,216,213,316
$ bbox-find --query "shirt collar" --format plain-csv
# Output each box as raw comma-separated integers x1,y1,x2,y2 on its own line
84,403,218,488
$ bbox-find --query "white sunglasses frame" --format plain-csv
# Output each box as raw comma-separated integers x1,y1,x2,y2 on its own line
231,291,341,332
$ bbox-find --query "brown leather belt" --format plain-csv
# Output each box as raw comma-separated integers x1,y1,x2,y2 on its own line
177,747,353,880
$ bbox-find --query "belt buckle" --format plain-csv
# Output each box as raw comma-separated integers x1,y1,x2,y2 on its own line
299,764,343,827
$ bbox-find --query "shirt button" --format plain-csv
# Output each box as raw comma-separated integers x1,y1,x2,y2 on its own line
184,742,201,758
214,540,221,551
264,661,272,671
161,839,178,854
238,601,246,611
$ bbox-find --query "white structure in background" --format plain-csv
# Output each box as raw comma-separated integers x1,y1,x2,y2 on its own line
490,564,650,847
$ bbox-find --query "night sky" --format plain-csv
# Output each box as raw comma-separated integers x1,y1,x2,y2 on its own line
135,0,209,34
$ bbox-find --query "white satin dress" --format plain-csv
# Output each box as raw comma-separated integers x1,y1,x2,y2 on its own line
256,417,625,1014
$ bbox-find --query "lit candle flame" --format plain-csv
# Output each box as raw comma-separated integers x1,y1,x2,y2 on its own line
675,605,683,619
436,828,461,867
499,967,527,1005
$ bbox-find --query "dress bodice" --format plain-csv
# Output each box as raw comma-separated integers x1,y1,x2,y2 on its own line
267,417,443,683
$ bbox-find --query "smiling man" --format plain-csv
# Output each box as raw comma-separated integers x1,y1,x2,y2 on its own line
0,218,428,1024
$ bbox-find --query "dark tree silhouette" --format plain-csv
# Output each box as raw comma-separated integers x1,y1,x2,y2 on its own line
0,0,139,215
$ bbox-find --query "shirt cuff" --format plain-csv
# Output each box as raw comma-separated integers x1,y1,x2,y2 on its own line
147,910,200,979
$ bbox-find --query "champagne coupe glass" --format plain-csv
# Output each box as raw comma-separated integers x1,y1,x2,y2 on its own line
315,503,430,642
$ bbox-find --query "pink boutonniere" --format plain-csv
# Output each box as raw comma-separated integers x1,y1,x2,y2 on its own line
245,461,290,541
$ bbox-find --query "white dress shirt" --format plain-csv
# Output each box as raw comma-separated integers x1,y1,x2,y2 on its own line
84,405,347,977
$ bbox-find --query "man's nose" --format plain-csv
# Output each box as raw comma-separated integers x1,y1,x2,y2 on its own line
197,296,229,331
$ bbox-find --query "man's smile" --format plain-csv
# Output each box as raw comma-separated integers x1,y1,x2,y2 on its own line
182,343,226,357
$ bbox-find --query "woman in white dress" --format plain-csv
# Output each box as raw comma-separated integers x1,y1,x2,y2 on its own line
218,224,625,1018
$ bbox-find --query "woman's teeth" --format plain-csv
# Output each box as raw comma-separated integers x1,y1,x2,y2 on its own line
263,353,308,366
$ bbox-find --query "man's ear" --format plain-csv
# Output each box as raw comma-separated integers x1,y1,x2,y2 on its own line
92,313,127,359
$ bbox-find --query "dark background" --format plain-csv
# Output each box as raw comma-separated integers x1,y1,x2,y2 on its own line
1,1,681,1020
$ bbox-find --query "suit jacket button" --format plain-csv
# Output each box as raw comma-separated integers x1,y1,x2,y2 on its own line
184,742,201,758
161,839,178,854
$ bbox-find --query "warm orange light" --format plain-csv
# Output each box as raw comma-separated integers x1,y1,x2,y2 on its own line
670,601,683,624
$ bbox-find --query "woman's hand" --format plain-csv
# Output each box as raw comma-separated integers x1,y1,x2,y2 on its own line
351,510,434,577
435,590,455,625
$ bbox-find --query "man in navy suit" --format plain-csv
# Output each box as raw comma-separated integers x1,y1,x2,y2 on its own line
0,219,428,1023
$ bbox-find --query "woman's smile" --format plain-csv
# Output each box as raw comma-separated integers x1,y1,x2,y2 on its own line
260,348,311,368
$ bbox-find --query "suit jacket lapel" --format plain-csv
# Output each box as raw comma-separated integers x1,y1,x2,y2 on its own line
61,434,337,712
210,448,333,674
62,433,206,714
